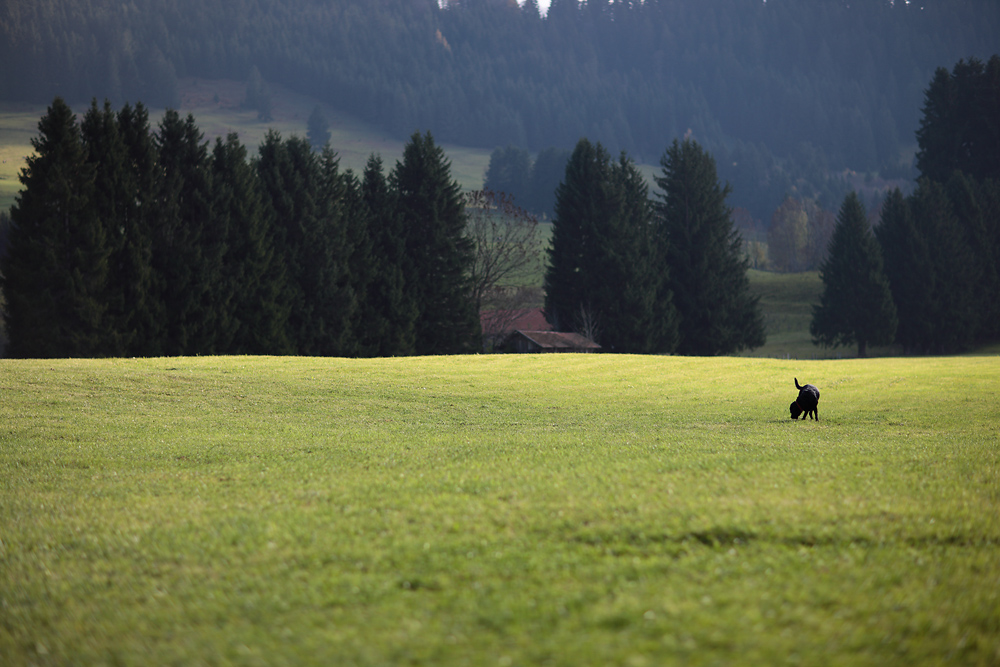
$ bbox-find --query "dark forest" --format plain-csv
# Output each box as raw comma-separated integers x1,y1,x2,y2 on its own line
2,0,999,217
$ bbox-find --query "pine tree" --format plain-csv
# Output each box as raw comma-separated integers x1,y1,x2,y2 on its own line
113,102,161,356
391,131,479,355
599,153,678,353
910,179,977,353
654,138,765,355
874,188,933,354
255,132,332,355
2,97,109,358
810,192,896,358
916,56,1000,185
314,144,357,356
307,105,331,151
152,110,214,355
946,172,1000,344
358,154,417,356
544,138,609,335
80,99,131,355
543,139,677,352
211,132,291,354
338,167,375,357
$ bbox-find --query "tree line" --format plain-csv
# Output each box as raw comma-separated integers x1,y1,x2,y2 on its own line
3,54,997,359
812,56,1000,356
0,99,479,358
2,0,998,221
1,95,766,358
544,137,766,355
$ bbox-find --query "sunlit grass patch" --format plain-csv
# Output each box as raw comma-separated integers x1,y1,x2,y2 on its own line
1,354,998,665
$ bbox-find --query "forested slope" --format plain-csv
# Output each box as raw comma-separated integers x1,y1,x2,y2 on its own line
1,0,998,217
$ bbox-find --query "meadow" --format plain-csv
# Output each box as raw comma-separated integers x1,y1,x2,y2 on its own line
1,353,998,665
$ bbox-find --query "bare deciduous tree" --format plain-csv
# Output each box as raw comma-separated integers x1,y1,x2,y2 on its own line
465,188,543,312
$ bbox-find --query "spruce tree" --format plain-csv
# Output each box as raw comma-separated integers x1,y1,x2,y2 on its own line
80,99,131,355
544,138,609,335
910,179,977,353
599,153,679,353
2,97,109,358
874,188,934,354
314,144,357,356
358,154,417,356
151,110,215,355
391,131,479,355
810,192,897,358
114,102,161,357
654,138,765,355
916,56,1000,184
544,139,677,352
255,132,335,355
211,132,291,354
945,172,1000,344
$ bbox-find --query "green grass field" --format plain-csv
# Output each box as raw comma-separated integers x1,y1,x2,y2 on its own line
2,353,998,665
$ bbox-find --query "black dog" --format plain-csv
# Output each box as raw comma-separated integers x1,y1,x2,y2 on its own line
790,378,820,420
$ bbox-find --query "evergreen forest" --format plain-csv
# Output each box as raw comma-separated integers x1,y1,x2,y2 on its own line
2,0,999,219
0,99,480,358
812,54,1000,355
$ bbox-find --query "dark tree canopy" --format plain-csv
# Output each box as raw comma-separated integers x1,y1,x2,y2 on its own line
1,98,107,358
391,131,480,356
3,0,999,220
811,192,897,358
152,109,215,355
356,153,418,357
874,188,934,354
916,55,1000,184
544,138,678,353
1,101,482,359
654,139,765,356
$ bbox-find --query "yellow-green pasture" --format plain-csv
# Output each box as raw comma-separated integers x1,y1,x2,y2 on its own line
1,353,997,665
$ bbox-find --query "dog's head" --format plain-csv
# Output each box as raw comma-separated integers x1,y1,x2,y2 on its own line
790,401,803,419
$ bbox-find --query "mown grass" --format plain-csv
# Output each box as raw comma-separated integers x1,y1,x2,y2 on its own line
1,354,998,665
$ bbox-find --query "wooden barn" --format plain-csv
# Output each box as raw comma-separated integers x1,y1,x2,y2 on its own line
503,330,601,354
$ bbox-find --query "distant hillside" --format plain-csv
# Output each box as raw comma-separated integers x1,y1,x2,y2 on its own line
1,0,998,218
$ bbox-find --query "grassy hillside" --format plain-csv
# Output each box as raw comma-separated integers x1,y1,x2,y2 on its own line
0,103,42,214
1,354,998,665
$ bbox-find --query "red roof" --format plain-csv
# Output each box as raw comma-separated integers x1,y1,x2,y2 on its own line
507,330,601,351
480,307,552,336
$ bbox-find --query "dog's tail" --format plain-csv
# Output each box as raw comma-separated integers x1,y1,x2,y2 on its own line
795,377,803,390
